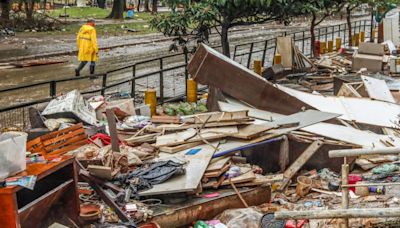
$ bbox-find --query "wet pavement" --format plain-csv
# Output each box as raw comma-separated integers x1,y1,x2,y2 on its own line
0,17,369,111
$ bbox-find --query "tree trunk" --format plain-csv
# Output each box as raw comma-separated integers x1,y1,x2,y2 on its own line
136,0,140,12
0,0,10,21
144,0,149,12
370,8,374,42
221,25,230,58
25,0,34,23
97,0,106,8
310,14,317,57
346,7,352,46
107,0,124,19
151,0,157,13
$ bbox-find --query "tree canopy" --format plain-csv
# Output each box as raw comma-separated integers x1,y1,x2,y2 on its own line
151,0,290,57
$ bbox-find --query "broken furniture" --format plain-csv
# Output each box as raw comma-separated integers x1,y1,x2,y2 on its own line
352,42,385,72
0,156,79,228
27,123,88,158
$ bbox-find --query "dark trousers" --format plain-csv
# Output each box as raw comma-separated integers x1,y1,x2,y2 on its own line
76,61,96,72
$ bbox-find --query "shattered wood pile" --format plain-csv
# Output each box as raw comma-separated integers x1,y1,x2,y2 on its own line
6,38,400,228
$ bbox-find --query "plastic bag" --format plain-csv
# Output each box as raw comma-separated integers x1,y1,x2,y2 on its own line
216,207,263,228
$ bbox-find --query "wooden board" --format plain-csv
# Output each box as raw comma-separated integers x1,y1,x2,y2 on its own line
236,173,284,187
160,141,204,154
277,37,293,68
27,123,88,157
149,120,253,132
182,111,249,123
206,157,231,172
219,99,400,148
278,140,323,191
277,84,400,128
204,161,231,178
233,123,276,139
155,127,238,147
361,76,396,103
203,171,256,188
139,140,250,196
337,83,363,98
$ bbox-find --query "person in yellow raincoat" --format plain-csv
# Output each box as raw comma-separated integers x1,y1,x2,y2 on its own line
75,18,98,76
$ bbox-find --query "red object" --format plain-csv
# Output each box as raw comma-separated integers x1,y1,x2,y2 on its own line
91,133,113,146
286,219,306,228
348,174,362,192
314,41,321,57
203,192,220,198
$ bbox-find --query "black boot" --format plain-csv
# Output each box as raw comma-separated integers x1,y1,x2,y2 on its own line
75,69,80,77
90,65,95,75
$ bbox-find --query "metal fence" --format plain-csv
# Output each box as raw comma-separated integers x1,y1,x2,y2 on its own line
233,20,372,69
0,19,372,129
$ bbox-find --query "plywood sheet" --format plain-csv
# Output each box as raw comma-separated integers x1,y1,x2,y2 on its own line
139,140,249,196
361,76,395,103
220,99,400,148
277,37,293,68
277,84,400,128
155,127,238,147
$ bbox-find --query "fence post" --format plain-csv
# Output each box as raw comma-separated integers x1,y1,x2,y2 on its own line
131,65,136,100
159,58,164,103
233,45,238,61
50,81,56,98
184,50,189,96
247,43,254,69
101,73,107,96
261,40,268,66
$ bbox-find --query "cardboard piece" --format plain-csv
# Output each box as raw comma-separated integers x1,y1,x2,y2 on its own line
42,90,97,125
352,43,385,72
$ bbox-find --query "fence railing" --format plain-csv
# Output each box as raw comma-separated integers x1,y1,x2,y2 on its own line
0,19,372,129
233,20,372,68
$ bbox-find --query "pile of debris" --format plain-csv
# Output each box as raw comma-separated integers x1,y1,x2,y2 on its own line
5,33,400,227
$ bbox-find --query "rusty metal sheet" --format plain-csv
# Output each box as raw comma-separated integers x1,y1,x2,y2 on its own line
188,44,312,115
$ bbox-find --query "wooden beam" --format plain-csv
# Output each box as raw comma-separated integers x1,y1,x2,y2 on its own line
329,147,400,158
274,208,400,220
106,109,120,152
278,140,323,191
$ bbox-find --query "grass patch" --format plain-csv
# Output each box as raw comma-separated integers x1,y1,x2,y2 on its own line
38,7,167,36
47,7,165,20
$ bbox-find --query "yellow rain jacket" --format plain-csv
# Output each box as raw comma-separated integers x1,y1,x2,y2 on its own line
77,24,98,62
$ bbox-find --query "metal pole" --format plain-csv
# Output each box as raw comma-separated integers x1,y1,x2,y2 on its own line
131,65,136,100
184,50,189,96
101,73,107,96
247,43,254,69
159,58,164,103
341,162,349,228
50,81,56,98
261,40,268,66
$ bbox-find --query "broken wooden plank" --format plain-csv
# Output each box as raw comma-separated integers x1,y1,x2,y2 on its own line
155,127,238,147
140,141,251,196
149,120,253,132
361,75,396,103
278,140,323,191
232,123,276,139
203,171,256,188
160,141,204,153
188,44,311,115
88,165,113,180
182,111,250,123
278,85,400,128
106,109,120,152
